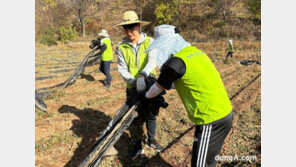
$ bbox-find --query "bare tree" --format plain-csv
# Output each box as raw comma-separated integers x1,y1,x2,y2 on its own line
201,0,238,21
60,0,102,37
36,0,72,36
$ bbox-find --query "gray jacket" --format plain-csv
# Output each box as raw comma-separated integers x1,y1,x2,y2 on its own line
116,33,157,85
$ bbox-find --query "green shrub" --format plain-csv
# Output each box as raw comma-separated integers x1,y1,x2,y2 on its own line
214,20,226,28
37,26,78,46
57,26,78,43
155,1,171,25
38,28,57,46
154,0,182,25
244,0,261,19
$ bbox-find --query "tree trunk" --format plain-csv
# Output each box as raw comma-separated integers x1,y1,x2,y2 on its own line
78,8,85,37
78,17,86,37
81,19,85,37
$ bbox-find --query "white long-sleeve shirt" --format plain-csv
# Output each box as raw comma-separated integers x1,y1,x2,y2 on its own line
116,33,157,84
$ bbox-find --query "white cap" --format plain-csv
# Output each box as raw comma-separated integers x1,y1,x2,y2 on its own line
98,29,109,37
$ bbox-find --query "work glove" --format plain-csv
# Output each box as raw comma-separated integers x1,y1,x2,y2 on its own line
136,76,146,92
137,91,147,100
89,39,101,49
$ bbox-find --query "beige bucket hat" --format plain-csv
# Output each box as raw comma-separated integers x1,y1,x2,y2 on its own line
98,29,109,37
114,11,150,27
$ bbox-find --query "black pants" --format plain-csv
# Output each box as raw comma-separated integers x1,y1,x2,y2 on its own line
99,60,112,85
191,112,233,167
126,88,159,141
225,51,233,59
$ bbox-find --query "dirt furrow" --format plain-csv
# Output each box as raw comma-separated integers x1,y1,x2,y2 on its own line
216,62,239,75
222,65,258,91
35,97,125,144
219,76,261,166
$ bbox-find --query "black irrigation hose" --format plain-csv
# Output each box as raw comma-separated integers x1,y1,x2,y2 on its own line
79,90,142,167
91,106,138,167
79,101,140,167
230,73,261,101
240,59,261,65
35,46,101,112
79,78,168,167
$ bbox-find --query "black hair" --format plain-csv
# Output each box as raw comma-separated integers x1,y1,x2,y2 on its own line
174,27,180,33
122,23,140,30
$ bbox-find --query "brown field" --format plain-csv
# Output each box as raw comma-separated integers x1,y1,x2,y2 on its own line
35,40,261,167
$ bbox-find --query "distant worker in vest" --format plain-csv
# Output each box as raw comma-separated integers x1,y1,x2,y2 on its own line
225,39,234,60
144,25,233,167
98,29,113,87
114,11,164,159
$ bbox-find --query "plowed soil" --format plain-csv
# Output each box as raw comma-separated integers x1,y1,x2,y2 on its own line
35,41,261,167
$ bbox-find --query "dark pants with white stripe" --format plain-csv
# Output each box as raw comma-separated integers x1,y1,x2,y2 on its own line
191,114,233,167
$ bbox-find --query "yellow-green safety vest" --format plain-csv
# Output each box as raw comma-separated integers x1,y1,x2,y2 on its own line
174,46,232,125
228,43,233,52
118,36,157,88
101,38,113,61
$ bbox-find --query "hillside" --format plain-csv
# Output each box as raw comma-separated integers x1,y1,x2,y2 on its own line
35,0,261,44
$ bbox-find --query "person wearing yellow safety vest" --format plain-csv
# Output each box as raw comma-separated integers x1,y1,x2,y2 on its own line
225,40,234,60
145,25,233,167
98,29,113,87
97,29,113,88
114,11,164,159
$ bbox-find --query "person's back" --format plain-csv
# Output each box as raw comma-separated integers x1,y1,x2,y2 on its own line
173,45,232,125
100,37,113,61
97,29,113,87
145,24,233,167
